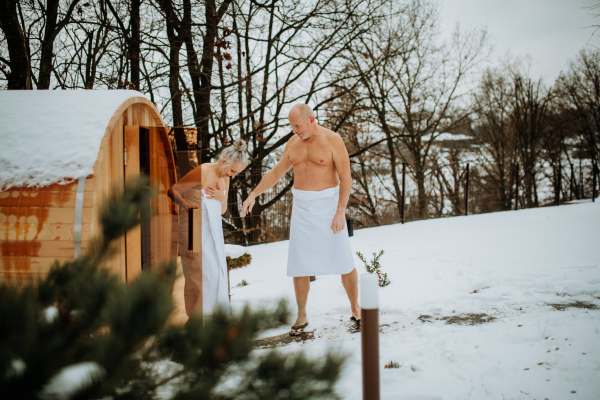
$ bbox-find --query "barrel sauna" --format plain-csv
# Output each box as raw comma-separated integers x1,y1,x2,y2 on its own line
0,91,178,285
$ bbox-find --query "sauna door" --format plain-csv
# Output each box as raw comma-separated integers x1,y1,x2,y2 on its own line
123,125,174,282
139,128,151,272
123,126,152,279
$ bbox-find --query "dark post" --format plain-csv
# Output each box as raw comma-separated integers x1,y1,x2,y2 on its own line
556,162,562,205
570,164,574,202
401,162,406,224
580,158,584,199
361,274,380,400
464,163,470,216
515,163,520,210
593,163,597,202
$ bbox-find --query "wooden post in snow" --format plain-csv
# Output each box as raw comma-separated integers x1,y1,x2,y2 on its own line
515,164,520,210
464,163,470,216
570,164,574,202
361,274,380,400
401,162,406,224
593,163,597,202
556,162,562,205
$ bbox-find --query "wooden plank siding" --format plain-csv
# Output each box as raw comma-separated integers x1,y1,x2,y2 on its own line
1,97,177,286
124,126,142,281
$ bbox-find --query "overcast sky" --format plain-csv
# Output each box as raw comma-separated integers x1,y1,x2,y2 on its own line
439,0,600,83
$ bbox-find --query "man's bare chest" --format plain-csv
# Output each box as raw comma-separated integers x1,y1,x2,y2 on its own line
288,140,333,166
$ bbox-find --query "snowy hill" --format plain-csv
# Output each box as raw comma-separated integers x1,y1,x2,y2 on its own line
229,201,600,400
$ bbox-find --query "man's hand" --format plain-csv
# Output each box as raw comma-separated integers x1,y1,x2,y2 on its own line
242,195,256,217
331,211,346,234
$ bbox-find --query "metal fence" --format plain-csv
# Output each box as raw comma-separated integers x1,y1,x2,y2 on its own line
222,168,294,246
219,161,599,246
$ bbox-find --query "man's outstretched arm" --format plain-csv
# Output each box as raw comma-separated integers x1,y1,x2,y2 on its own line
242,142,293,217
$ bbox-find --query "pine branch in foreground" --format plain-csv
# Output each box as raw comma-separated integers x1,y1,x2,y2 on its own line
0,176,346,400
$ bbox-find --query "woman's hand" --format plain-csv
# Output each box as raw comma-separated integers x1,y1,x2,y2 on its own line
182,201,198,211
205,186,226,202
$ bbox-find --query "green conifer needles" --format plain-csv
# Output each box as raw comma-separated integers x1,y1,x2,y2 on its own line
356,250,391,287
227,253,252,270
0,177,345,400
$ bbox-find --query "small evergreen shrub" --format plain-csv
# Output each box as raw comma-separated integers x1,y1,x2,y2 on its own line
0,177,346,400
356,250,390,287
236,279,249,287
227,253,252,270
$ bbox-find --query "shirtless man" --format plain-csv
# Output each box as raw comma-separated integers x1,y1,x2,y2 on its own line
241,104,360,335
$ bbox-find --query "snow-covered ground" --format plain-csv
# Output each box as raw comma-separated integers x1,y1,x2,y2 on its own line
230,201,600,400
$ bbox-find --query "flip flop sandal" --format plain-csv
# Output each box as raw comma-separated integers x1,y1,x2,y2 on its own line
289,322,309,336
349,317,361,333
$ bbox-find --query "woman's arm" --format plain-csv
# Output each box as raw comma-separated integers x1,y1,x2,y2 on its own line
167,165,203,210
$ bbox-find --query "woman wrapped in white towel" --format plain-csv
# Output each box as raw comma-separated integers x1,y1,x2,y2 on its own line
168,140,248,317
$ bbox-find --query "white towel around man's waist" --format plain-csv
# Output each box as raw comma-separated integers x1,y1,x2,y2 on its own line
287,186,355,277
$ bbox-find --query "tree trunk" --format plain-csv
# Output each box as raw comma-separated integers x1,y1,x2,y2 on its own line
37,0,60,89
165,15,188,176
0,0,32,89
384,130,403,219
38,0,81,89
184,0,233,163
247,163,264,244
130,0,140,90
415,166,428,219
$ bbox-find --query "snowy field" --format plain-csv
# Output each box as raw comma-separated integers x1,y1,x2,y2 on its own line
229,201,600,400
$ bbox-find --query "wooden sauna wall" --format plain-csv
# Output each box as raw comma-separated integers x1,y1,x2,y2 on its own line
0,178,95,285
0,100,177,285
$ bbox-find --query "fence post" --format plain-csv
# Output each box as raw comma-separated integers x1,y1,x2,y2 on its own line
570,164,574,202
580,158,584,199
464,163,470,216
593,163,597,203
556,162,562,205
361,274,380,400
515,163,519,210
401,162,406,224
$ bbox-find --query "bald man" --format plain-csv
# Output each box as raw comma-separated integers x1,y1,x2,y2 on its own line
242,104,360,335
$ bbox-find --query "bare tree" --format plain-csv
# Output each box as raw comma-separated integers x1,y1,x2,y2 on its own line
471,67,517,211
0,0,33,89
0,0,82,90
555,49,600,168
343,0,489,219
509,68,553,208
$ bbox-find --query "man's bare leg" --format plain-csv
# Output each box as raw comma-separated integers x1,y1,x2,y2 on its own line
291,276,310,333
341,268,361,320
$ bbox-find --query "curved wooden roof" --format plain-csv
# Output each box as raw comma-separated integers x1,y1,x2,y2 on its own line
0,91,165,190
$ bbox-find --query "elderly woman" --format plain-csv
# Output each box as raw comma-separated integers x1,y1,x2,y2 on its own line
168,139,248,316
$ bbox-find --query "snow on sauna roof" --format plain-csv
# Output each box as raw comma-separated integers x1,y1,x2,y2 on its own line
0,90,149,190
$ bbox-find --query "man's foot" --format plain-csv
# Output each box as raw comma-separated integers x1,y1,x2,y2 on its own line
351,307,361,322
289,322,309,336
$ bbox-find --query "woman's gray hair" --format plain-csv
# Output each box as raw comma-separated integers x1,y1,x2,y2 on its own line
218,139,249,165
